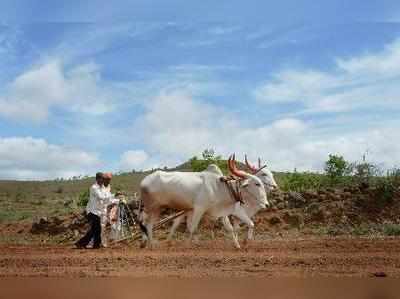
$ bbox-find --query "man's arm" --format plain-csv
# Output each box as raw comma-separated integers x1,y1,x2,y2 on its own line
91,185,111,202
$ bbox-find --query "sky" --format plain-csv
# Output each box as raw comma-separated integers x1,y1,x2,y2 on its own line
1,1,400,180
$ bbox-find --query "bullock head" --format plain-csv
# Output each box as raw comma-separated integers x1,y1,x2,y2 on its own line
244,155,278,192
228,154,269,209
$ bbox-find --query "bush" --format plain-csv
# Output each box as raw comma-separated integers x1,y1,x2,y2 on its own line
351,224,374,236
382,223,400,236
348,160,381,186
190,149,227,174
280,171,327,192
324,154,348,184
387,168,400,187
375,178,396,206
77,189,90,207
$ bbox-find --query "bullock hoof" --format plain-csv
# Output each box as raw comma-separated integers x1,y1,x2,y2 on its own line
148,240,160,250
232,240,241,249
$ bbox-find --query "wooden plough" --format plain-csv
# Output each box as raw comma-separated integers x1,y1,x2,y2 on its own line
110,205,186,244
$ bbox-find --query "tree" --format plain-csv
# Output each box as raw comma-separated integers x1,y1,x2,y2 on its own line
324,154,348,182
189,149,227,174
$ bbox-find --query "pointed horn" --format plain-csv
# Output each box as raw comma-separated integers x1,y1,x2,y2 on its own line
255,164,268,174
227,154,234,174
258,158,262,169
230,154,246,179
245,154,257,174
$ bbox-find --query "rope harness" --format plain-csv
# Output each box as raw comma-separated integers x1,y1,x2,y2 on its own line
220,176,245,205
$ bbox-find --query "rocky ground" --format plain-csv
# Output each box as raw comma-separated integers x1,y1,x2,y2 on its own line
22,185,400,243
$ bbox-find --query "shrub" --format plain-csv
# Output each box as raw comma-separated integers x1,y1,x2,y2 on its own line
77,189,90,207
387,168,400,187
190,149,227,174
374,178,396,206
348,160,381,186
351,224,374,236
382,222,400,236
280,171,327,192
324,154,349,184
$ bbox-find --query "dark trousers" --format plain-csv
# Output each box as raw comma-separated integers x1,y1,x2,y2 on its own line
77,213,102,248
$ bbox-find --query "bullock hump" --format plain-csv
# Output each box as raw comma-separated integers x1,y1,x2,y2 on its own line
205,164,223,176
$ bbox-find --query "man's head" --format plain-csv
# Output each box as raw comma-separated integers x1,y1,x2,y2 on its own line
96,172,104,185
103,172,112,187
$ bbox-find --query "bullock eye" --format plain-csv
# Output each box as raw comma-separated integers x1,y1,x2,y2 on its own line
255,183,261,187
262,174,267,176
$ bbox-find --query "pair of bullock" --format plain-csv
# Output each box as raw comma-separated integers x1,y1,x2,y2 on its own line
139,155,277,248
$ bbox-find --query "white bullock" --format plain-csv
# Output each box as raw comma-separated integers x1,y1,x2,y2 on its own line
139,155,268,248
167,156,278,242
244,155,278,192
229,156,278,239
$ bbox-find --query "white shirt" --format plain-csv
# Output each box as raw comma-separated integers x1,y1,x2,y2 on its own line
86,183,113,216
101,184,119,215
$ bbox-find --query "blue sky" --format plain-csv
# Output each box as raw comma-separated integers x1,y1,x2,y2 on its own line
1,1,400,179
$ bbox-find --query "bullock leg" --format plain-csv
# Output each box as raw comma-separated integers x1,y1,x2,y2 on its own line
167,214,185,241
233,209,254,244
187,208,204,242
232,217,241,241
221,216,240,249
168,211,194,242
145,211,160,249
139,211,148,248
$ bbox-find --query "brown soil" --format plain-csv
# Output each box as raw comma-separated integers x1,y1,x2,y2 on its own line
1,237,400,277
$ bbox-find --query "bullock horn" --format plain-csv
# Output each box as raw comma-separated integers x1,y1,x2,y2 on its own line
229,153,246,179
227,155,234,174
245,155,257,174
255,164,268,174
257,157,268,171
228,154,236,176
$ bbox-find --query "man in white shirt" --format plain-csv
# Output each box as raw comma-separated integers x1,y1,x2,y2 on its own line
75,172,112,249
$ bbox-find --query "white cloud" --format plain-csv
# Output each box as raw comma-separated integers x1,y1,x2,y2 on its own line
0,136,101,180
133,90,237,162
0,60,116,123
119,150,149,171
132,89,400,172
254,38,400,114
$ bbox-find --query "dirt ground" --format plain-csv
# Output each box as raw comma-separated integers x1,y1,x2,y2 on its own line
1,237,399,278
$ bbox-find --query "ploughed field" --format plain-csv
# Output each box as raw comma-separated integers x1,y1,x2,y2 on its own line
0,238,399,277
1,171,400,278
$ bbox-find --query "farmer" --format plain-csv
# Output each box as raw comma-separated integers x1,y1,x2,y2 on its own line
75,172,113,249
101,172,120,247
